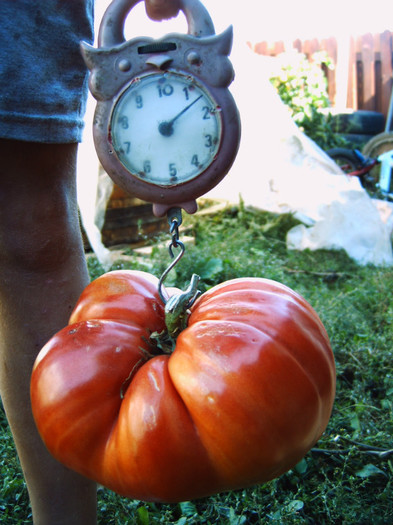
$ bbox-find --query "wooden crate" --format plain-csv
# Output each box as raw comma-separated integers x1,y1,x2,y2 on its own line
100,185,168,246
81,184,168,250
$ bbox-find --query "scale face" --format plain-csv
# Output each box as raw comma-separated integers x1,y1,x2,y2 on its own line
81,0,240,216
111,72,222,186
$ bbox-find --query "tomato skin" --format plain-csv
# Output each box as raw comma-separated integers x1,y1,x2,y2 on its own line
31,270,335,502
30,319,149,480
69,270,167,332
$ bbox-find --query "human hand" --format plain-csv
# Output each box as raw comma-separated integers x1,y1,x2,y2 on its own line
145,0,181,21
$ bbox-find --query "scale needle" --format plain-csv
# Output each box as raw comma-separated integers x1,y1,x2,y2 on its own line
158,95,203,137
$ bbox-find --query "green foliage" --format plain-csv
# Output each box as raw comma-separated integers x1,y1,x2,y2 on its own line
1,204,393,523
270,51,347,150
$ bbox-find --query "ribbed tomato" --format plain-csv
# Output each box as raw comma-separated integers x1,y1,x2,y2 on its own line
30,270,335,502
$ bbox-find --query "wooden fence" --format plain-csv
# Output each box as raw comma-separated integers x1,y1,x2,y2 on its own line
252,31,393,123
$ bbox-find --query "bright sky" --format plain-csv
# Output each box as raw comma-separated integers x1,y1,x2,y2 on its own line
200,0,393,40
94,0,393,44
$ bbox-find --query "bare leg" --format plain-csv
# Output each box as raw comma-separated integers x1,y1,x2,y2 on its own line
0,140,97,524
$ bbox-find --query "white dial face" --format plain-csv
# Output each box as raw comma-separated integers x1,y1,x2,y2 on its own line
110,73,222,186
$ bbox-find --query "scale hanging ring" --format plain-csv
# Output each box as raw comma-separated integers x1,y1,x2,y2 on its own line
98,0,215,48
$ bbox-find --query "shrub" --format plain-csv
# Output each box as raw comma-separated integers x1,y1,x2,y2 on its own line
270,50,346,150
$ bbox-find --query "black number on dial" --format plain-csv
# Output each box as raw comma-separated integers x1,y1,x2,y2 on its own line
157,84,174,97
202,106,211,120
169,163,177,178
120,116,129,129
143,160,151,174
205,134,213,147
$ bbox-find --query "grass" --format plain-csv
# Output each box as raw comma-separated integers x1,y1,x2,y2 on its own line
1,202,393,524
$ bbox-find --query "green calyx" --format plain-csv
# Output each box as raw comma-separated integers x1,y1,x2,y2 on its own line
165,274,201,338
150,274,201,354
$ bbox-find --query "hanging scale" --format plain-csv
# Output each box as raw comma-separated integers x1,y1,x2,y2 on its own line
81,0,240,316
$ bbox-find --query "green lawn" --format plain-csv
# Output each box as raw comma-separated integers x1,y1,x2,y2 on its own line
1,204,392,524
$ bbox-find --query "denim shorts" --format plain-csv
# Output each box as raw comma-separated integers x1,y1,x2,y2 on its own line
0,0,94,143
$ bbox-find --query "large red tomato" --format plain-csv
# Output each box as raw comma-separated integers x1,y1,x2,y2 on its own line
31,270,335,502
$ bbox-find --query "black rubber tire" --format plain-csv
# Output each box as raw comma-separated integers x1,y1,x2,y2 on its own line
331,110,385,135
326,148,360,173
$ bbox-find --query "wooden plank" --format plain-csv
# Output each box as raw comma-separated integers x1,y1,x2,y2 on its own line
357,33,375,110
273,41,285,55
311,38,320,55
322,37,337,105
303,39,312,59
373,34,382,113
379,30,393,120
293,39,302,52
347,36,356,109
356,51,364,109
374,50,383,113
253,41,268,55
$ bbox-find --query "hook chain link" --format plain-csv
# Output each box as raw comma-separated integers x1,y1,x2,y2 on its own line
168,207,182,254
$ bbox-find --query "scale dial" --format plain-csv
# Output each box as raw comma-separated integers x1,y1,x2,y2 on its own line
110,73,222,186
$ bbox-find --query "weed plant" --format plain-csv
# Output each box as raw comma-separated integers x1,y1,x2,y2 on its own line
1,204,392,524
269,51,347,151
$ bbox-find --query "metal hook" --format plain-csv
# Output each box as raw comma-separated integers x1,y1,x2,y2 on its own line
158,240,185,304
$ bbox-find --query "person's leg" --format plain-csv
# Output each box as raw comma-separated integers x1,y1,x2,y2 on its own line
0,139,97,525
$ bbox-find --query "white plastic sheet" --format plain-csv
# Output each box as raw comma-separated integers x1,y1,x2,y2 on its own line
206,45,393,266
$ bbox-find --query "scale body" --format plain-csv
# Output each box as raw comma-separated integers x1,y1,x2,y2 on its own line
81,0,240,216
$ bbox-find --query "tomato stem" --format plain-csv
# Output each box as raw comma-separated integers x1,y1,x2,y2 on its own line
149,329,177,354
149,274,201,353
164,274,200,338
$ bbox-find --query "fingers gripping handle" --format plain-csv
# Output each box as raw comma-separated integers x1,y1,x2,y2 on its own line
98,0,215,48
